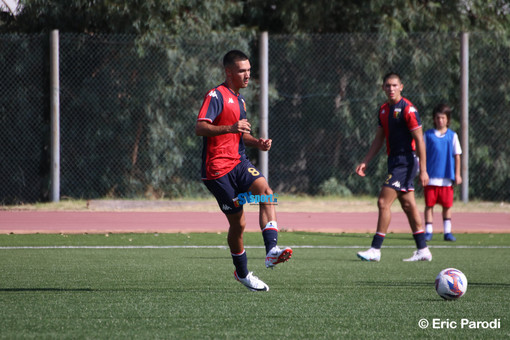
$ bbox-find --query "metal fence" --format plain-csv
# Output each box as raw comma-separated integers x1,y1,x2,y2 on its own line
1,32,509,204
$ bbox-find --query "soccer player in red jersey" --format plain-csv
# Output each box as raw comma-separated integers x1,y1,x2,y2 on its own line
196,50,292,291
355,72,432,262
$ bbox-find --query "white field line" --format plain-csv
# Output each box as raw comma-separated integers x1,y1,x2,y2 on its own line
0,245,509,250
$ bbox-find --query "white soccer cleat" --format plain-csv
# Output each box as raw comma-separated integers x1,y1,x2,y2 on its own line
357,248,381,262
234,271,269,292
403,248,432,262
265,246,293,268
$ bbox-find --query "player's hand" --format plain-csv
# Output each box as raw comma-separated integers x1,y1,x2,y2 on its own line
455,175,462,185
355,163,366,177
419,171,429,187
258,138,272,151
231,119,251,134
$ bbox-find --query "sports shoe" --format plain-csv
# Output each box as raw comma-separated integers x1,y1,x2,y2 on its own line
444,233,456,242
357,248,381,262
425,232,433,242
234,271,269,292
265,246,293,268
403,248,432,262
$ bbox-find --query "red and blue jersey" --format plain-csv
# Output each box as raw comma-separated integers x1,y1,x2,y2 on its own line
197,83,247,180
378,97,422,156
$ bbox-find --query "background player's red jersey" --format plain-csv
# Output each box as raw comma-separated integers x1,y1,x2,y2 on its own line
197,83,248,179
378,97,422,156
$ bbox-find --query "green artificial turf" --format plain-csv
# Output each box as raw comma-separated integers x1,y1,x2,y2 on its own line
0,233,508,339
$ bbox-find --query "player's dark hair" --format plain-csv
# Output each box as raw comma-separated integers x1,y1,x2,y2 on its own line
432,103,452,128
383,72,402,83
223,50,249,68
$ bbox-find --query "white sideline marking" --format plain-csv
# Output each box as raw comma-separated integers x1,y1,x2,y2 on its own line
0,245,509,250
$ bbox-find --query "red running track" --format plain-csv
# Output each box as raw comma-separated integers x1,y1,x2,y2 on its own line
0,211,508,234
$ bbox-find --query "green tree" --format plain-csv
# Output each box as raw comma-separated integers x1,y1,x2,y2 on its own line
244,0,510,34
2,0,245,34
2,1,257,200
1,0,509,201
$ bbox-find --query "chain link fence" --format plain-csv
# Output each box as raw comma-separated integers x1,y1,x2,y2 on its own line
1,32,509,204
1,33,49,203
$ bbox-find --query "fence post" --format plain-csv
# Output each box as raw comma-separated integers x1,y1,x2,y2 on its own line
460,32,469,203
50,30,60,202
259,31,269,179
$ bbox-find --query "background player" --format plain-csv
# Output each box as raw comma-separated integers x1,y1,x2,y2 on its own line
355,72,432,262
195,50,292,292
424,103,462,242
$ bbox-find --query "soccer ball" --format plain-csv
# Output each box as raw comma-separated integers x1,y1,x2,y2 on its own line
435,268,468,300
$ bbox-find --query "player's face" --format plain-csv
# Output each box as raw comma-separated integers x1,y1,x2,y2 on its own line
226,59,251,92
382,77,403,104
434,113,449,130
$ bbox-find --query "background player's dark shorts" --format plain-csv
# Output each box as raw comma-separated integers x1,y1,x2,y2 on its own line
203,158,264,214
383,153,418,192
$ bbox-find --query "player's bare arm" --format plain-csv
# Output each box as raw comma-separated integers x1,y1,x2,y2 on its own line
410,127,429,187
195,119,251,137
356,127,385,177
243,133,272,151
454,154,462,185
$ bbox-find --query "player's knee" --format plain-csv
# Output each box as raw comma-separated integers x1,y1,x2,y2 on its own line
400,200,415,213
261,186,273,196
253,181,273,196
377,197,391,210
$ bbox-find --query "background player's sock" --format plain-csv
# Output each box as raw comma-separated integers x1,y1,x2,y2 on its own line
443,218,452,234
262,221,278,254
371,232,385,249
413,230,427,249
231,250,248,278
425,223,433,234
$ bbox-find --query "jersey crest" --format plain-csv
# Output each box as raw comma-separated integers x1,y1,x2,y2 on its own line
378,97,421,156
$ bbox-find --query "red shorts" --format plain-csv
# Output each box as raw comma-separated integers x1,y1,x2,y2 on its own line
424,186,454,208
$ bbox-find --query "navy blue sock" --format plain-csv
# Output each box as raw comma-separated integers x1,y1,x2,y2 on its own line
262,221,278,254
232,250,248,278
371,232,385,249
413,231,427,250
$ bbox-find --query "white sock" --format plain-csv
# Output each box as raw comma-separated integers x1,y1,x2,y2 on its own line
444,219,452,234
425,223,433,234
263,221,278,231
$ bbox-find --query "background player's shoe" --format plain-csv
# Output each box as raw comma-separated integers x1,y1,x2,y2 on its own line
425,232,433,241
356,248,381,262
444,233,456,242
403,248,432,262
265,246,293,268
234,271,269,292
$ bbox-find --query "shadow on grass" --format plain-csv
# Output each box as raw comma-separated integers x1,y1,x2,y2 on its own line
359,281,510,289
468,282,510,288
290,231,414,241
0,288,94,292
360,281,432,287
0,287,251,294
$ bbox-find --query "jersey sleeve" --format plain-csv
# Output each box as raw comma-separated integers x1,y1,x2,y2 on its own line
377,106,384,127
197,89,223,123
452,132,462,155
404,105,422,131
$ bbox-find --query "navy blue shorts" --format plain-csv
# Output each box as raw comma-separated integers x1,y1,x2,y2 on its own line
203,158,264,214
383,153,418,192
